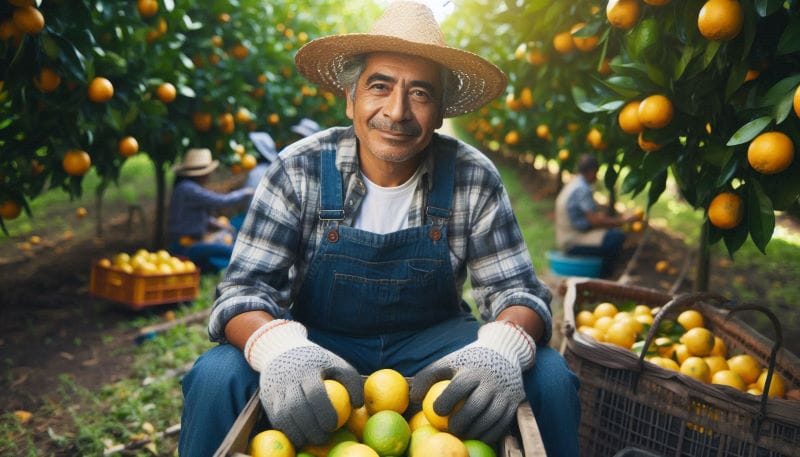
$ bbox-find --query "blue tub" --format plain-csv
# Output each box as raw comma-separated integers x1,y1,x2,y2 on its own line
546,250,602,277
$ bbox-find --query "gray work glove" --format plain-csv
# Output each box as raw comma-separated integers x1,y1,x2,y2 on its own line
244,320,363,446
410,321,536,443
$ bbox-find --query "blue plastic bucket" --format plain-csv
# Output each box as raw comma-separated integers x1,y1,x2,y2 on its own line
546,250,603,277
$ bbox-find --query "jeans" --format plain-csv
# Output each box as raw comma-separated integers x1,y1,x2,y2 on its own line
169,241,233,274
178,314,581,456
567,228,626,277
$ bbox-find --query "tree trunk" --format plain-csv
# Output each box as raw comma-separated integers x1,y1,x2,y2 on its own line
607,186,618,216
694,219,710,292
94,180,108,237
153,159,167,250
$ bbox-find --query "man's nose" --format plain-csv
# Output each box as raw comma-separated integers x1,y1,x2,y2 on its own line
383,87,410,122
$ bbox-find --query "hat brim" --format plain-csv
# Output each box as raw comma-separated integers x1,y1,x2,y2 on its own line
295,34,508,118
172,160,219,177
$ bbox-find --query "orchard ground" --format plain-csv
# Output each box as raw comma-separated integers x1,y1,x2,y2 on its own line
0,147,798,455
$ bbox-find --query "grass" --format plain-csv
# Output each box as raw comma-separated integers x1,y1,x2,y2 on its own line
2,145,799,455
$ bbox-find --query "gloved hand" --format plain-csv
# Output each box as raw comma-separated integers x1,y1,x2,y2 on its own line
410,321,536,443
244,319,363,446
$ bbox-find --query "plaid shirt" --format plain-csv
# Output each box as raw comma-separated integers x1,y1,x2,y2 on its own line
209,126,553,343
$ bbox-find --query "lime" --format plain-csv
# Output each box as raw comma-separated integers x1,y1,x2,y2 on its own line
464,439,497,457
362,410,411,457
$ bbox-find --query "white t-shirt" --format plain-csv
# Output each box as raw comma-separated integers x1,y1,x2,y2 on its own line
353,169,421,234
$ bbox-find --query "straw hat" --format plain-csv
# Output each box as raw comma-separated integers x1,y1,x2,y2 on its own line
172,148,219,177
291,118,321,138
294,1,507,117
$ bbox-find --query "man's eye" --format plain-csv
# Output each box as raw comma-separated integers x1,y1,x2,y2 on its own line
411,89,431,101
368,83,388,92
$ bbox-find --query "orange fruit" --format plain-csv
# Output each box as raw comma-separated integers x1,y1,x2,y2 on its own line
618,100,643,134
230,43,249,60
156,82,177,103
268,113,280,125
558,149,570,161
362,410,411,457
535,124,550,140
422,380,460,431
637,94,673,129
606,0,641,30
137,0,159,18
680,327,716,357
241,154,257,171
711,369,746,391
324,379,352,429
364,368,409,415
519,87,534,108
88,77,114,103
680,357,711,383
0,200,22,220
35,67,61,93
218,113,235,135
12,6,44,34
747,131,794,175
698,0,744,41
526,49,548,65
571,22,598,52
552,31,575,54
708,192,743,230
794,84,800,118
192,112,213,132
504,130,520,145
76,207,88,218
505,92,521,112
744,69,760,82
756,370,786,398
677,310,705,330
413,431,468,457
62,149,91,176
118,136,139,157
248,429,294,457
638,132,662,152
586,128,605,149
727,354,761,384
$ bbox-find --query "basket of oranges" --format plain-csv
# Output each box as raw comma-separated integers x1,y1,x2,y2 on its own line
562,277,800,457
215,369,545,457
89,249,200,310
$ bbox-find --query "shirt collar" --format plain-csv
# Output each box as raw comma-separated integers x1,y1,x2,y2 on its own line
334,126,438,191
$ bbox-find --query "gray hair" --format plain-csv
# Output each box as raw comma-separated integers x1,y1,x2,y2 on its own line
338,54,459,114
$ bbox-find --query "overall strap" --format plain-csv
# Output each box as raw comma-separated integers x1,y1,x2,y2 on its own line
318,147,345,222
425,136,457,226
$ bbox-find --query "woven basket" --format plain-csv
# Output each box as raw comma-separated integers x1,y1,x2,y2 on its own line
562,278,800,457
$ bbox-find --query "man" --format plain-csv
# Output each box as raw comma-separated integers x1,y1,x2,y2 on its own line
555,154,639,277
179,2,580,455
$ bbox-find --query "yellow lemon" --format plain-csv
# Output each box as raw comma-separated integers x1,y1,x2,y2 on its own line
680,357,711,383
576,310,596,328
604,321,636,349
345,405,370,440
413,431,468,457
654,337,675,358
650,356,680,372
248,429,295,457
756,370,786,398
408,425,439,457
677,310,705,330
408,410,431,431
710,337,727,357
364,368,409,415
324,379,352,429
329,441,380,457
727,354,761,385
674,344,691,365
593,316,615,334
301,428,357,457
711,370,746,391
633,305,653,316
422,380,460,431
680,327,716,357
578,326,605,342
703,356,729,375
593,302,618,318
635,313,654,326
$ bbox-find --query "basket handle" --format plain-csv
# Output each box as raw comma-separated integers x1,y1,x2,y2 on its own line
727,304,783,444
632,292,728,391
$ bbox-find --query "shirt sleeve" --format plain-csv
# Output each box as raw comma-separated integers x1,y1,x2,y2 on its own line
467,179,554,344
207,161,302,342
183,180,252,209
566,185,595,231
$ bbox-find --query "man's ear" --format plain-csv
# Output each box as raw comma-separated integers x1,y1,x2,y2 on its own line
345,91,354,120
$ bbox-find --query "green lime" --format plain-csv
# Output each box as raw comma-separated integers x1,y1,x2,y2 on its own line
464,439,497,457
362,410,411,457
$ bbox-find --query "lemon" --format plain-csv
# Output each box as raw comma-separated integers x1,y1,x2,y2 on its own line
654,336,675,358
414,431,468,457
677,310,705,330
408,410,431,431
324,379,352,429
703,356,728,375
674,344,691,365
408,425,439,457
301,428,357,457
593,302,618,318
680,357,711,383
727,354,761,384
248,429,295,457
346,405,370,440
578,326,605,342
649,356,680,371
576,310,596,328
362,410,411,457
604,321,636,349
711,370,746,391
633,305,653,316
756,370,786,398
422,380,460,431
329,441,380,457
593,316,615,334
680,327,715,357
364,368,409,415
710,337,727,357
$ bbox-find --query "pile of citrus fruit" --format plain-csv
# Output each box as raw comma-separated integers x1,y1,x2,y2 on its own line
576,303,799,400
248,368,497,457
97,249,196,276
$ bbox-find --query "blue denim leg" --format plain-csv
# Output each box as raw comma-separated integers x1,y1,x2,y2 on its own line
523,345,582,456
179,344,258,457
186,242,234,273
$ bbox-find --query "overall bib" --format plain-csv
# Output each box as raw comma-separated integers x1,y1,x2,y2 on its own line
293,140,465,337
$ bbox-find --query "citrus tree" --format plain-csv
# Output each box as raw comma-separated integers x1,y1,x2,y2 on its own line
0,0,377,244
446,0,800,289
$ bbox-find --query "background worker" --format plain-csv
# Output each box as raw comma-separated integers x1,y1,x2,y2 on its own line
555,154,639,277
179,2,580,456
167,148,253,273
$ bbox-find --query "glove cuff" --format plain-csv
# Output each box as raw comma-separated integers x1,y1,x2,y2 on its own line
477,321,537,371
244,319,313,372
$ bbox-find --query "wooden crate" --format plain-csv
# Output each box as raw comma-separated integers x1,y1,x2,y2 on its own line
214,392,547,457
89,261,199,310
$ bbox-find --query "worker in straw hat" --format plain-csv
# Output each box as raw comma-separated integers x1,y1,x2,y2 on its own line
179,2,580,455
167,148,254,272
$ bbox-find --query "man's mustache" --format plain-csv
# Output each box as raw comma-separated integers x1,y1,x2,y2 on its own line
367,118,421,136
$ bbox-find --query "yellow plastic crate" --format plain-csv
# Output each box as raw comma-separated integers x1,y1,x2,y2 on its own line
89,261,199,310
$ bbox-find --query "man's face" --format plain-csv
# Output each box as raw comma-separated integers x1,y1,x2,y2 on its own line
346,52,444,164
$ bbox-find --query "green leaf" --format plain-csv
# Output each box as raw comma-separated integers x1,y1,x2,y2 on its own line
702,41,720,70
755,75,800,108
725,61,748,100
647,171,667,209
722,220,748,257
596,76,641,98
776,15,800,56
41,33,60,59
673,45,696,81
715,151,739,187
747,180,775,254
572,87,622,113
726,116,771,146
774,90,795,124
